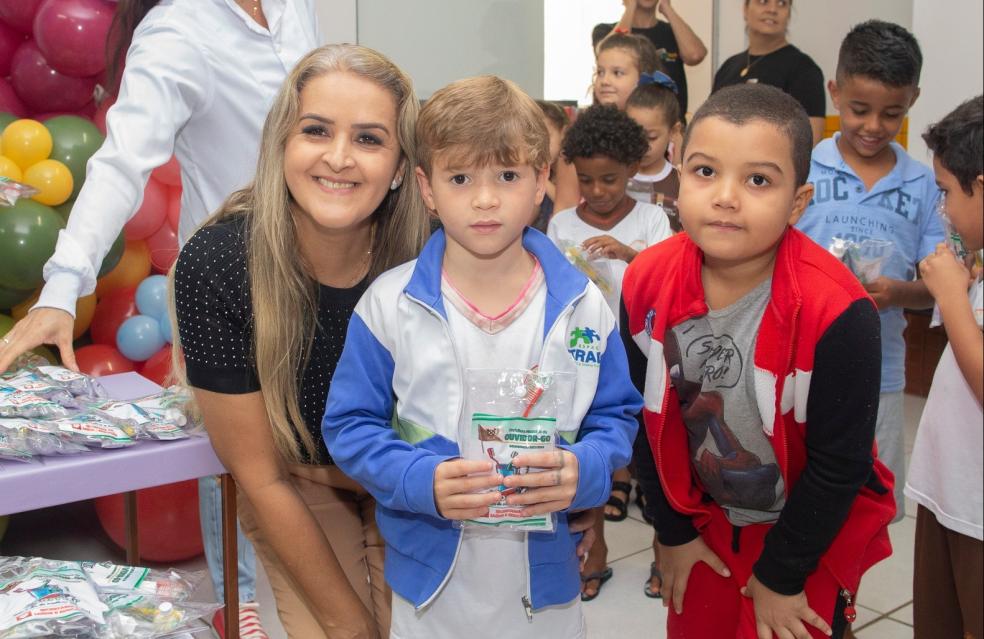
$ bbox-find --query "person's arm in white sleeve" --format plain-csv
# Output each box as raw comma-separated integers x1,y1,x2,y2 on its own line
0,25,210,372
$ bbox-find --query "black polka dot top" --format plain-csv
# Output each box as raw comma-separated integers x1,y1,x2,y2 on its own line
174,214,367,465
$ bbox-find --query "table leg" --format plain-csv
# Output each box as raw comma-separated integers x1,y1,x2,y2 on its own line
123,491,139,565
221,473,239,639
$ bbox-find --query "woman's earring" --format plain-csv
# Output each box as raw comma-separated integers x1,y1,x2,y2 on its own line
390,176,403,190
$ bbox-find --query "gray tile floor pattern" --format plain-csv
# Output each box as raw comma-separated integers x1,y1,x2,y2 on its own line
1,394,927,638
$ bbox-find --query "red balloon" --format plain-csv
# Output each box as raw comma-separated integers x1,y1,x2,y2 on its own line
74,343,135,376
94,480,204,562
33,103,95,121
33,0,114,78
152,155,181,187
146,220,178,274
10,39,96,112
0,0,44,33
92,95,113,134
139,346,172,385
124,178,168,241
0,77,27,117
90,286,138,345
167,185,181,231
0,20,25,76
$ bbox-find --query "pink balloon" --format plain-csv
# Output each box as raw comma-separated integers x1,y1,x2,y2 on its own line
92,95,113,134
152,155,181,187
0,20,25,76
0,0,44,33
125,178,168,241
167,185,181,231
10,39,96,112
146,220,178,274
33,0,114,78
0,77,27,117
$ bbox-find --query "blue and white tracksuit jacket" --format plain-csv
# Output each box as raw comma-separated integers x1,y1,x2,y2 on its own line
322,228,642,611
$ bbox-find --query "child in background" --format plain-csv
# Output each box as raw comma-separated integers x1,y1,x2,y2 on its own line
323,76,642,639
796,20,944,520
593,32,660,111
531,100,573,232
547,104,671,602
623,83,895,639
905,95,983,639
626,78,684,232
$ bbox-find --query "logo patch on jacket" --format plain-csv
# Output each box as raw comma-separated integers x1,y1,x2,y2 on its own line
569,326,603,366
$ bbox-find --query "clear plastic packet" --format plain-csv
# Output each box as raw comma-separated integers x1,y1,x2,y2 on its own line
0,387,72,419
0,428,34,463
1,371,77,407
81,562,204,601
828,237,894,284
457,368,576,533
0,556,108,638
46,412,137,448
36,366,107,400
557,240,616,298
0,418,89,457
88,399,188,441
0,177,40,207
101,597,221,639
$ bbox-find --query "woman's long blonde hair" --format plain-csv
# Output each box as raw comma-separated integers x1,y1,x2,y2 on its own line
170,44,428,462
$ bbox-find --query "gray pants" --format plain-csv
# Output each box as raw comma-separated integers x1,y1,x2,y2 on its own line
875,391,906,522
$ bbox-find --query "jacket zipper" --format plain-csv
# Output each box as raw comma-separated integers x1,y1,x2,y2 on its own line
405,292,466,611
840,588,857,623
522,534,533,621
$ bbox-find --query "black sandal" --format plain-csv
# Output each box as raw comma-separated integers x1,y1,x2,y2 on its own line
580,566,613,602
643,562,663,599
604,480,633,522
635,484,654,525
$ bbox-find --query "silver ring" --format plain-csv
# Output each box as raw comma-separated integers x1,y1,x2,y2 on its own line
1,337,9,345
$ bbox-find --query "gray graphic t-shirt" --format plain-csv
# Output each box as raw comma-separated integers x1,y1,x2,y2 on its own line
665,278,786,525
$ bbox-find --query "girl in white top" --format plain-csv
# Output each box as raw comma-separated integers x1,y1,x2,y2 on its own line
0,3,320,637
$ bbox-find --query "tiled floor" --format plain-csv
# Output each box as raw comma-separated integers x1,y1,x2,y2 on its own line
1,395,927,638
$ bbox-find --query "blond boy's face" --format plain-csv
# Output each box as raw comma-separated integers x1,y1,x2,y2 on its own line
678,116,813,268
416,155,548,260
934,157,984,251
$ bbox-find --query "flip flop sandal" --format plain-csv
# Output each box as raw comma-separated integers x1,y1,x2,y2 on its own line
580,566,614,602
634,485,654,525
643,562,663,599
604,480,633,522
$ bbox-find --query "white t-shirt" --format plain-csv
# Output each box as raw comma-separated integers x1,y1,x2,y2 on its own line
905,274,984,540
546,201,672,319
389,265,584,639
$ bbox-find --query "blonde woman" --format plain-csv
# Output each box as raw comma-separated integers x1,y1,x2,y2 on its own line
171,44,428,639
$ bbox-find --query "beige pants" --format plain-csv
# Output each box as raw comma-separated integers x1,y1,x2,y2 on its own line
237,463,390,639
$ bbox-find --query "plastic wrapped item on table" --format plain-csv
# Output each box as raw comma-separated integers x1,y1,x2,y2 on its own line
0,387,72,420
46,412,137,448
0,371,77,407
828,237,894,284
88,399,188,441
101,597,221,639
36,366,107,401
0,556,108,638
457,368,576,533
0,177,40,207
0,418,89,457
81,562,204,602
0,427,34,463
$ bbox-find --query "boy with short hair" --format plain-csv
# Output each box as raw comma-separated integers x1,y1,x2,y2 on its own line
324,76,642,639
796,20,945,519
905,95,983,639
622,83,896,639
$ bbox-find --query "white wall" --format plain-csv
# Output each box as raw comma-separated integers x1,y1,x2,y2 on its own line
908,0,983,162
314,0,357,45
356,0,544,99
714,0,913,114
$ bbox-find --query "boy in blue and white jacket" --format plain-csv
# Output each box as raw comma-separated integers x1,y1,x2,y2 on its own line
323,76,641,639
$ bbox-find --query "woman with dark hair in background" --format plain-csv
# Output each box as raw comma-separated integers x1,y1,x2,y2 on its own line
0,2,321,636
713,0,826,145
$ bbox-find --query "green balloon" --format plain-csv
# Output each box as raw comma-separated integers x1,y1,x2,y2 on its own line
43,116,105,201
55,199,75,222
0,199,65,291
0,313,13,337
0,113,16,133
99,232,125,278
0,285,34,310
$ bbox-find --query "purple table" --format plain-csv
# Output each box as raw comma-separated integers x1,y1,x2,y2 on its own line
0,373,242,639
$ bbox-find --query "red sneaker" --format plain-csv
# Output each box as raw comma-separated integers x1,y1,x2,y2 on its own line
211,602,270,639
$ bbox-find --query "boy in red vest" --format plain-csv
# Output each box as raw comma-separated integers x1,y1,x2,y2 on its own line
621,83,896,639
